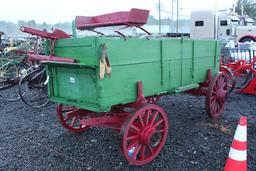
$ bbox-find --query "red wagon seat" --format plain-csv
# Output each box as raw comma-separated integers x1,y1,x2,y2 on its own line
75,8,150,30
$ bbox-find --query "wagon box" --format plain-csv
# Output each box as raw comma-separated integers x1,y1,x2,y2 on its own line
46,37,220,112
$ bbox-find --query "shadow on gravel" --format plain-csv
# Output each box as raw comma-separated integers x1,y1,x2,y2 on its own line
0,92,256,170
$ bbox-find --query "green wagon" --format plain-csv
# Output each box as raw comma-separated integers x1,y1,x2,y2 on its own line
43,9,228,166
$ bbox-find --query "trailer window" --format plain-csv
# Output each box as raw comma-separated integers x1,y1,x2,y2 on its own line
195,21,204,26
226,29,230,35
220,20,228,26
231,19,240,26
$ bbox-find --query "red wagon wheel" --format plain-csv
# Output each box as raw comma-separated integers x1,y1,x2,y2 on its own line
57,104,89,133
206,73,228,119
220,66,235,94
120,104,169,166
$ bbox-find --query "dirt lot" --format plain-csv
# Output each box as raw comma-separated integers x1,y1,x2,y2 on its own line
0,90,255,171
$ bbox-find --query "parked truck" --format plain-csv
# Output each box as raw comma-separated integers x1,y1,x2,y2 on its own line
190,10,256,43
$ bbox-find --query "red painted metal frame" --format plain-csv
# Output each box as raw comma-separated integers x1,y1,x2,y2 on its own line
75,8,151,36
27,54,76,63
221,56,256,95
79,109,131,131
20,26,70,39
239,78,256,94
20,26,77,63
20,26,70,56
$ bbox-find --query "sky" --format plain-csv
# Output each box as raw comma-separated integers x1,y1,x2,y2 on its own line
0,0,237,24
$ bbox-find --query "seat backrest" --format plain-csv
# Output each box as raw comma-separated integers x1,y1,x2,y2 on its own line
75,8,149,30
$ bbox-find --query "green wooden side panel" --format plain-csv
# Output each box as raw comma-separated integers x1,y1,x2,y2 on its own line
97,38,164,108
46,37,220,112
53,38,98,67
47,63,103,111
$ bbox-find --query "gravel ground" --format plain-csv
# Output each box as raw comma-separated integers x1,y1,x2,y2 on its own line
0,89,256,171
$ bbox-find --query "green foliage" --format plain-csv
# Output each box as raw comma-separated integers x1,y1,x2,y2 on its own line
235,0,256,19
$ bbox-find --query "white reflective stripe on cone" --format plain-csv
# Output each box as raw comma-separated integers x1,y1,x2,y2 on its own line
234,125,247,142
229,147,247,161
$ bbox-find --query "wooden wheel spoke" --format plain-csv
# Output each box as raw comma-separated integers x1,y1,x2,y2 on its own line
153,118,164,128
132,144,142,159
62,108,74,113
138,114,145,128
149,111,159,126
218,99,223,109
220,77,226,89
217,78,222,89
210,96,216,103
66,110,79,120
212,89,217,95
157,129,165,133
215,102,219,114
69,116,78,127
211,102,216,114
219,77,224,87
147,145,154,154
140,145,146,160
131,124,141,133
145,110,151,126
127,135,138,141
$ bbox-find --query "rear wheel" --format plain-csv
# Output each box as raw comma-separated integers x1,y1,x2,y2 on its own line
206,73,228,119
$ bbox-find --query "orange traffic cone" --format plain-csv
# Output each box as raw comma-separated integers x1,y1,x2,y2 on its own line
224,117,247,171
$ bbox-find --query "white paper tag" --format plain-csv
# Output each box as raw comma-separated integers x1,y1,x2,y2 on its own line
69,77,75,83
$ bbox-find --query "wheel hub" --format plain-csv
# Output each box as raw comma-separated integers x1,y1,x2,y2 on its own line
140,126,159,146
216,89,227,101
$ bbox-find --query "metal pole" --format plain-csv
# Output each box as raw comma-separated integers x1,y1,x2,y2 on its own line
159,0,161,34
241,5,244,16
172,0,174,32
176,0,179,33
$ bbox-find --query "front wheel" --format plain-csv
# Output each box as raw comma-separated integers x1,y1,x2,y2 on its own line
120,104,169,166
57,104,89,133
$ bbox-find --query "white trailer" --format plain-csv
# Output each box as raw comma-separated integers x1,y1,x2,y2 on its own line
190,11,256,42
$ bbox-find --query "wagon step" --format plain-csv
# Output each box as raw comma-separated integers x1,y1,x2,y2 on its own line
175,84,199,93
